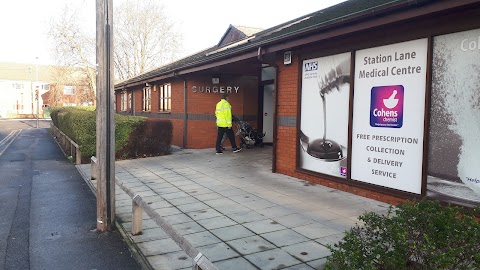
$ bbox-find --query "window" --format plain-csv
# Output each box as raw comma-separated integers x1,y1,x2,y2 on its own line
13,83,24,89
64,86,75,95
128,93,132,110
120,91,128,111
143,87,151,111
159,83,171,112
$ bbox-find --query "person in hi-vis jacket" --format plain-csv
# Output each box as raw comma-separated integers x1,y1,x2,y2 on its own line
215,93,241,154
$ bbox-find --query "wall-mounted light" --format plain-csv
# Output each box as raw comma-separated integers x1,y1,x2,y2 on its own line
283,51,292,65
212,77,220,84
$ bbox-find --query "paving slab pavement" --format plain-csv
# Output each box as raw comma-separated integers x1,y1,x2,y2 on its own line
77,146,391,270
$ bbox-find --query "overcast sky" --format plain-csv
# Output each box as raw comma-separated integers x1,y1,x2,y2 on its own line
0,0,346,65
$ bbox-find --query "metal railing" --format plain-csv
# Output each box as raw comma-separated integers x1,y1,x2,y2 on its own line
91,157,218,270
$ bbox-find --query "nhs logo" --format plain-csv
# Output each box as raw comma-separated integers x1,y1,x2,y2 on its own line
304,61,318,71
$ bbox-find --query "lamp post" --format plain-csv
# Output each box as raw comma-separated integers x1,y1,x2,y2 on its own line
36,57,39,128
29,67,33,116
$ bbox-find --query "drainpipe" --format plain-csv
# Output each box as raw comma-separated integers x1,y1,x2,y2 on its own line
183,79,187,148
257,46,279,173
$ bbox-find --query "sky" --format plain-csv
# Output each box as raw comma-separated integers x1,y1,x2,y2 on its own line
0,0,347,66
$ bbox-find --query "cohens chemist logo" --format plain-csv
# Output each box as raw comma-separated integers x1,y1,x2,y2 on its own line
304,61,318,71
370,85,404,128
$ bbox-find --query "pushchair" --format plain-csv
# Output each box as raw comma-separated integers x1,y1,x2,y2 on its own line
235,119,265,149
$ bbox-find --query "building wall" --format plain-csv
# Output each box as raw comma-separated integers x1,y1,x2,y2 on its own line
272,6,480,205
275,54,299,172
113,2,480,207
274,49,411,205
184,74,258,149
116,74,259,149
0,79,47,117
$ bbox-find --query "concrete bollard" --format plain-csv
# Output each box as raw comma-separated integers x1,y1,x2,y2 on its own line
91,156,98,180
132,199,143,235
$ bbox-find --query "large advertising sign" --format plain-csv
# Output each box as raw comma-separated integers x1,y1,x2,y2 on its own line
299,52,351,178
428,29,480,205
351,39,428,194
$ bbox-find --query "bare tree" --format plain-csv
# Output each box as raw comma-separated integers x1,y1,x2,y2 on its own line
48,0,182,87
48,65,96,107
114,0,183,81
48,4,96,106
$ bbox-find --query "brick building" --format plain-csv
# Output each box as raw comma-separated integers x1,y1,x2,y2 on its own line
115,0,480,207
0,62,95,118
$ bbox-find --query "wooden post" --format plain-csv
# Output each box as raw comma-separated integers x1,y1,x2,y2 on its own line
131,199,143,235
75,147,82,165
95,0,115,232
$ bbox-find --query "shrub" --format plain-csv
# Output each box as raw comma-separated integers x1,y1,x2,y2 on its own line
50,107,98,161
325,199,480,270
116,118,172,159
115,114,145,156
49,107,172,163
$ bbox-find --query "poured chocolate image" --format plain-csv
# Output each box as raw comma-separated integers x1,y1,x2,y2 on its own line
300,53,351,177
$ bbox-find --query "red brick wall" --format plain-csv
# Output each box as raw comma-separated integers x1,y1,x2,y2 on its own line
274,52,404,206
171,80,185,115
169,80,185,147
275,52,300,174
132,85,144,112
117,75,259,149
184,74,258,149
115,92,120,112
186,75,258,115
171,119,184,147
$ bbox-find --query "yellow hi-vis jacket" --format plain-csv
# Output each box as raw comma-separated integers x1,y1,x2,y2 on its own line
215,99,233,128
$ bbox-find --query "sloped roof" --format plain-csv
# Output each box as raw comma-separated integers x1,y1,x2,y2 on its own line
0,62,93,85
0,62,54,82
235,25,263,36
217,25,264,48
115,46,216,87
115,0,467,89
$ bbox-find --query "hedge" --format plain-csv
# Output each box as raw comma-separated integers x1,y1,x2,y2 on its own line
49,107,172,163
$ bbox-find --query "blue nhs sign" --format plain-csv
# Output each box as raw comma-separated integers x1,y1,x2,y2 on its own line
304,61,318,71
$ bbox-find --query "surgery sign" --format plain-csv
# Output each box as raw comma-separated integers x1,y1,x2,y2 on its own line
351,39,428,194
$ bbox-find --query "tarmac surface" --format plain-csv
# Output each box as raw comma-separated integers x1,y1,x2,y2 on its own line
77,146,391,270
0,120,141,270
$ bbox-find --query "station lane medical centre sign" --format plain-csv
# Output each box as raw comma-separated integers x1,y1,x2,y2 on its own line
351,38,428,194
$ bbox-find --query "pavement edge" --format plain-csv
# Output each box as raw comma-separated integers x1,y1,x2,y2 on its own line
76,165,154,270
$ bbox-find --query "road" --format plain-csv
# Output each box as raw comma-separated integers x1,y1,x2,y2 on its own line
0,119,141,270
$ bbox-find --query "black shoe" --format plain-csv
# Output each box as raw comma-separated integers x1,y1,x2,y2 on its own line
233,148,242,153
216,151,223,155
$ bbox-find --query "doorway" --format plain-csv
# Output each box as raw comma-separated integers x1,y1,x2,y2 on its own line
262,84,274,143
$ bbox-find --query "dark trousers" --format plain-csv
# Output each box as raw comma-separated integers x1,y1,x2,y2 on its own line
216,127,238,151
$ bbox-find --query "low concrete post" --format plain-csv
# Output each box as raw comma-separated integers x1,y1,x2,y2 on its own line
91,156,98,180
132,198,143,235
